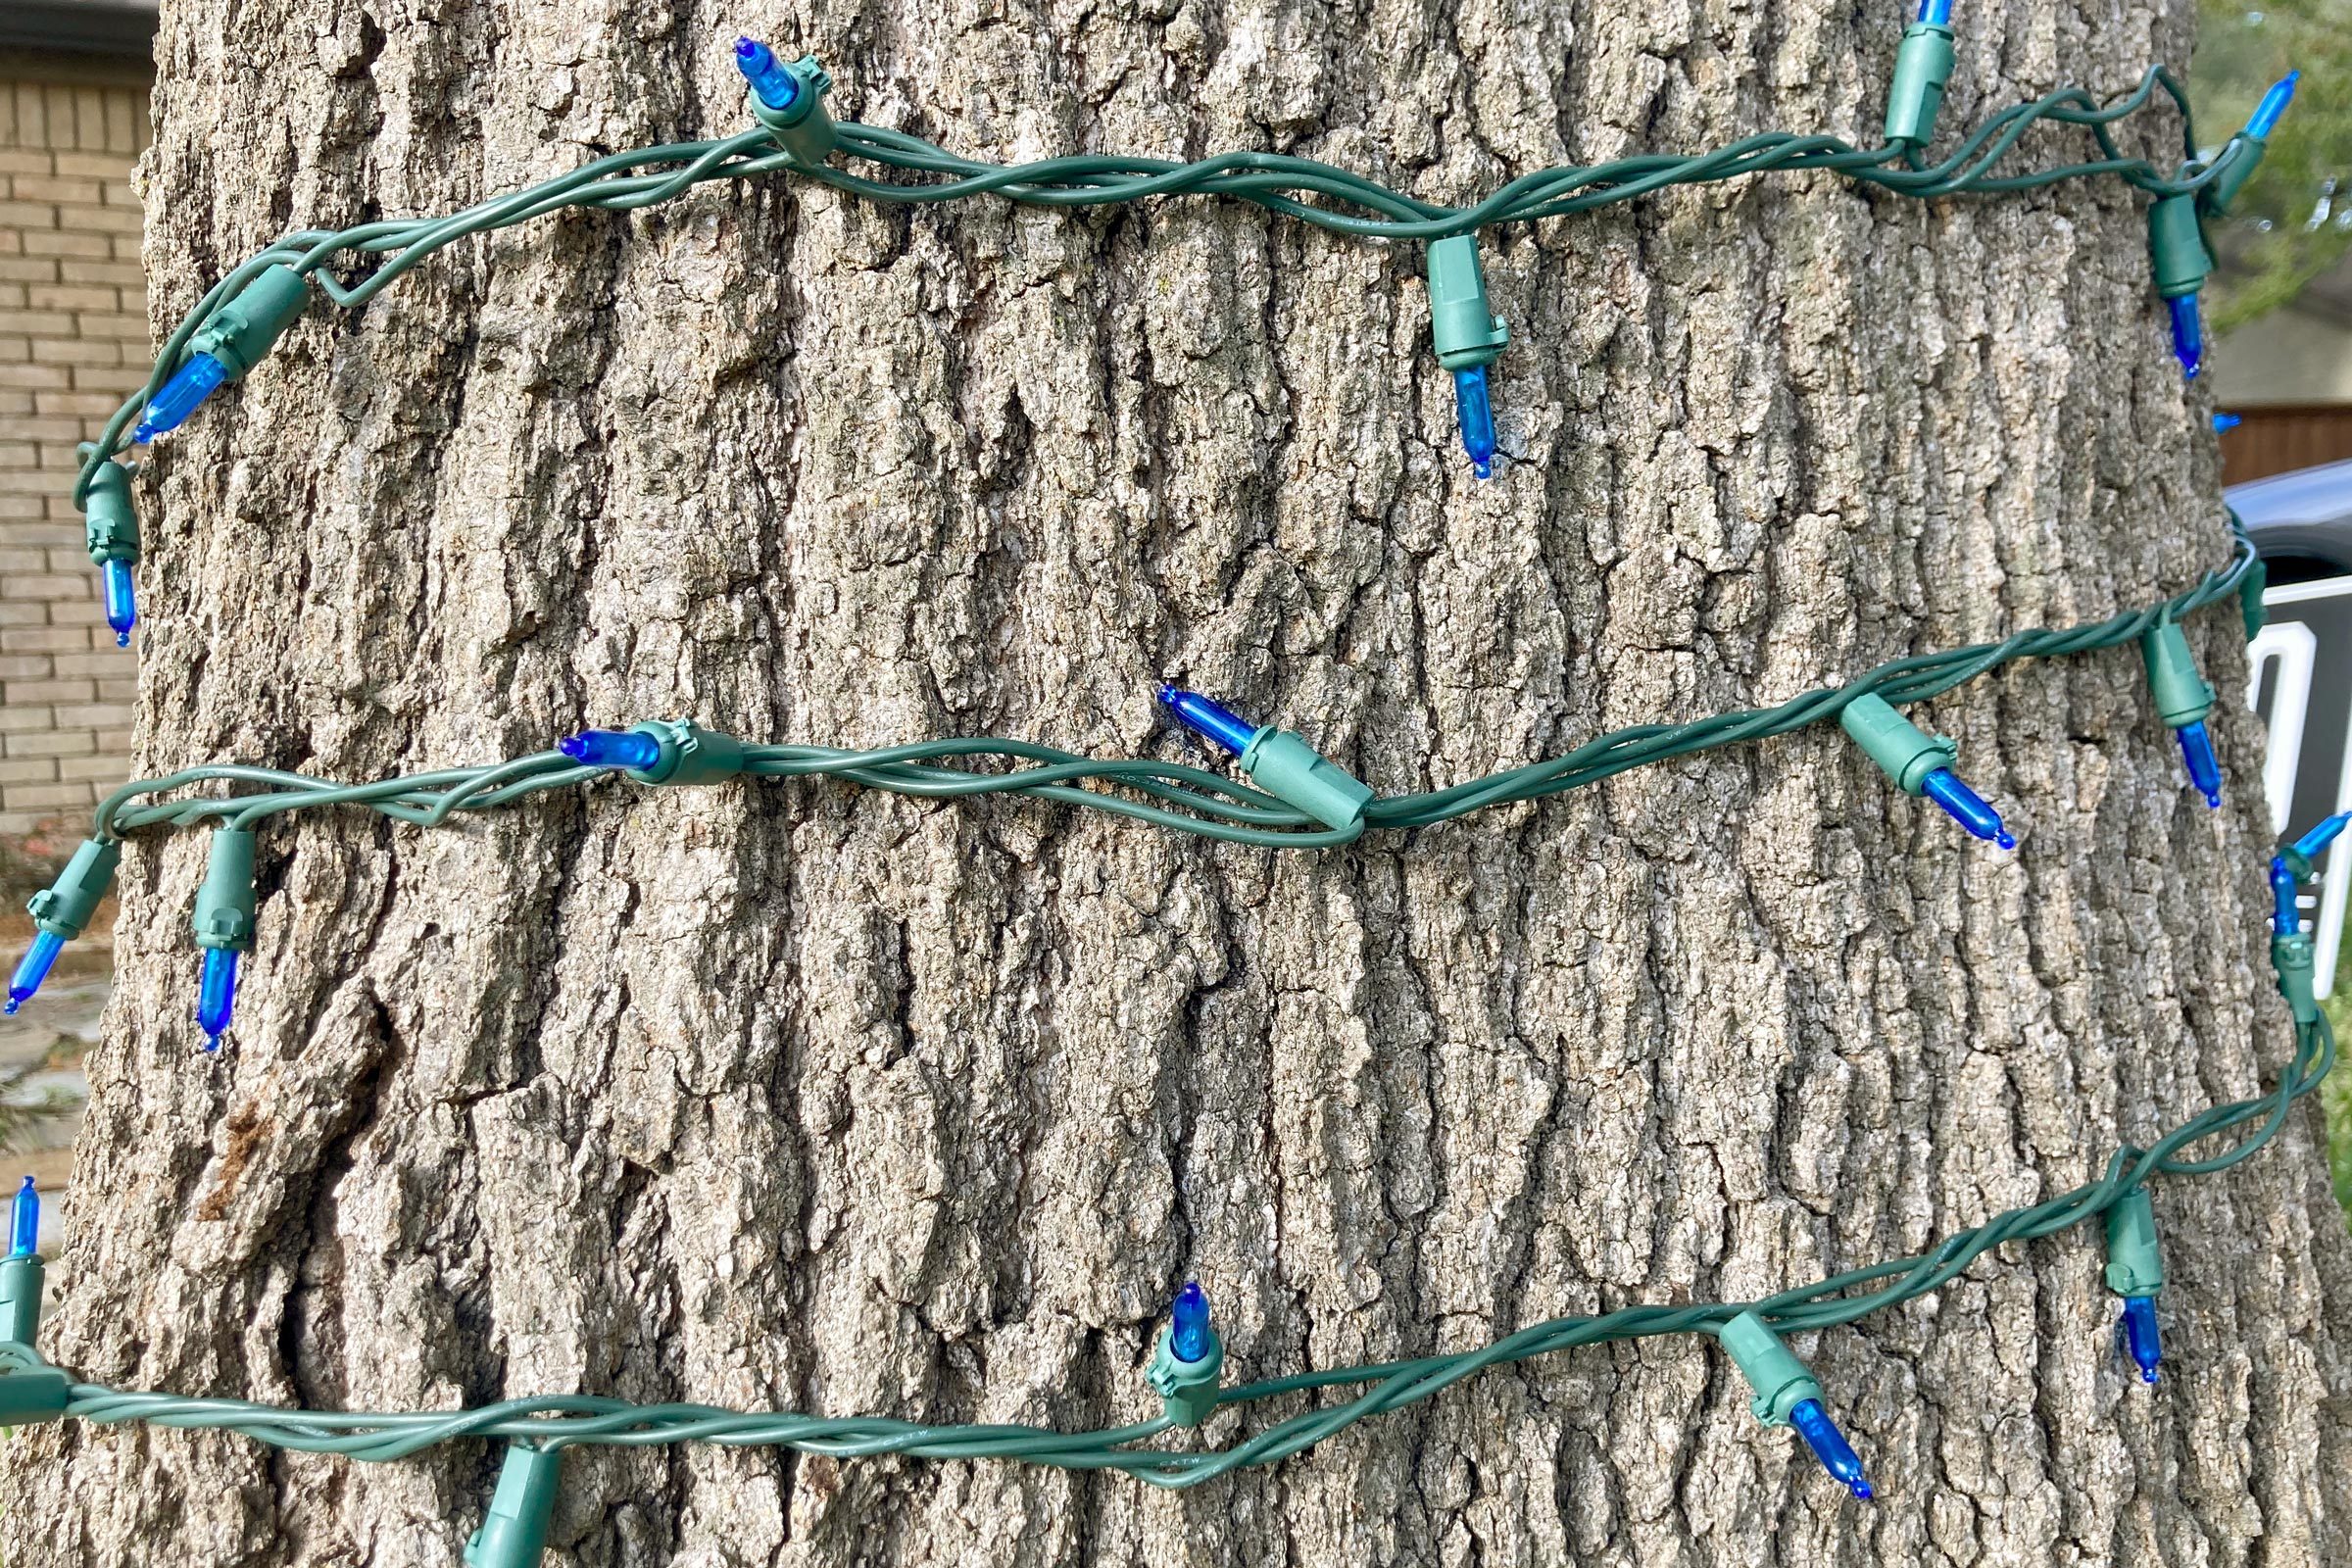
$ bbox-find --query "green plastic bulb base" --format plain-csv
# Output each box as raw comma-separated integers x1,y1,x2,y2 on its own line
188,265,312,381
748,56,838,166
1883,23,1956,148
2139,620,2215,730
623,719,750,787
1838,692,1957,796
2102,1187,2164,1297
2147,193,2212,302
465,1443,564,1568
2273,932,2320,1025
1145,1324,1225,1428
2240,559,2269,643
1425,235,1508,372
1239,726,1375,833
28,836,122,942
0,1366,69,1424
2200,133,2267,218
79,458,137,566
1720,1310,1819,1428
0,1254,44,1348
192,827,258,953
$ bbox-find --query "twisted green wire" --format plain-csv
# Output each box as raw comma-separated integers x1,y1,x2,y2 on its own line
73,65,2207,508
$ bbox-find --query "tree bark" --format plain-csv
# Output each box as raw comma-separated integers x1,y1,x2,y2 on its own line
11,0,2352,1563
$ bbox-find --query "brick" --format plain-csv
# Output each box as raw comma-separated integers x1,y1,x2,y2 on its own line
2,783,95,811
47,654,125,681
0,258,60,286
0,309,75,336
28,283,118,313
74,313,150,341
91,678,134,704
34,389,126,417
0,677,92,706
46,595,101,626
50,152,124,181
0,705,50,734
0,200,57,229
10,176,105,206
51,700,130,726
0,545,41,573
55,202,139,236
22,230,105,260
56,754,127,783
65,260,141,288
0,150,52,177
0,754,61,783
0,654,51,680
0,360,70,388
0,572,77,602
0,627,86,654
3,728,94,758
0,602,47,627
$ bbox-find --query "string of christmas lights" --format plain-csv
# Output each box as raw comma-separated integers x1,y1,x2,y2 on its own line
0,5,2330,1561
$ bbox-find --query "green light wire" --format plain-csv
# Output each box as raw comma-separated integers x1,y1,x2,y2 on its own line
73,64,2207,509
10,1013,2327,1486
84,515,2254,852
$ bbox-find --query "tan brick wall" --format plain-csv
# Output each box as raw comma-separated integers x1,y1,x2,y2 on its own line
0,67,150,837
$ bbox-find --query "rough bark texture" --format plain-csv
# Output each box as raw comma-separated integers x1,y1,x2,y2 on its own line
11,0,2352,1564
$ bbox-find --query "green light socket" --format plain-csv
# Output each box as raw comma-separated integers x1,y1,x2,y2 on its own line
465,1443,564,1568
2103,1187,2163,1298
2240,559,2269,643
624,719,750,787
28,836,121,942
1720,1310,1819,1428
192,827,258,954
80,459,137,565
1145,1323,1224,1427
2147,194,2211,302
748,56,838,166
0,1254,43,1348
2139,620,2215,730
0,1367,69,1424
1883,23,1956,148
2273,932,2320,1024
2200,133,2267,218
1239,726,1375,833
1425,235,1508,373
188,265,312,381
1838,692,1957,797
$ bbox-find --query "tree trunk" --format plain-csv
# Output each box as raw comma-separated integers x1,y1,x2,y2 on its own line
11,0,2352,1563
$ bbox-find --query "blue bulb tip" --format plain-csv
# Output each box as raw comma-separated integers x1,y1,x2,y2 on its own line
2177,721,2223,808
8,929,65,1014
196,946,239,1047
135,352,228,443
2246,71,2299,139
1158,686,1261,758
1170,1280,1212,1363
2213,413,2241,433
1788,1398,1874,1500
8,1175,34,1259
2290,809,2352,863
1920,769,2014,849
560,728,664,772
2119,1296,2162,1384
2272,856,2303,935
101,557,136,645
733,35,800,111
1452,367,1497,479
2167,295,2203,379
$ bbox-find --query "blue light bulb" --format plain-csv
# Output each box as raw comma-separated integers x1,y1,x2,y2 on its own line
8,1176,34,1259
132,352,228,443
2272,857,2302,935
734,37,801,111
1919,768,2016,849
1452,367,1497,479
196,947,238,1051
2117,1296,2161,1384
1157,685,1261,758
1788,1398,1874,1500
560,728,664,771
1916,0,1953,23
2246,71,2299,139
2176,720,2222,808
6,930,63,1015
2167,295,2203,379
100,557,135,647
2289,809,2351,864
1170,1281,1212,1363
2213,413,2241,432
